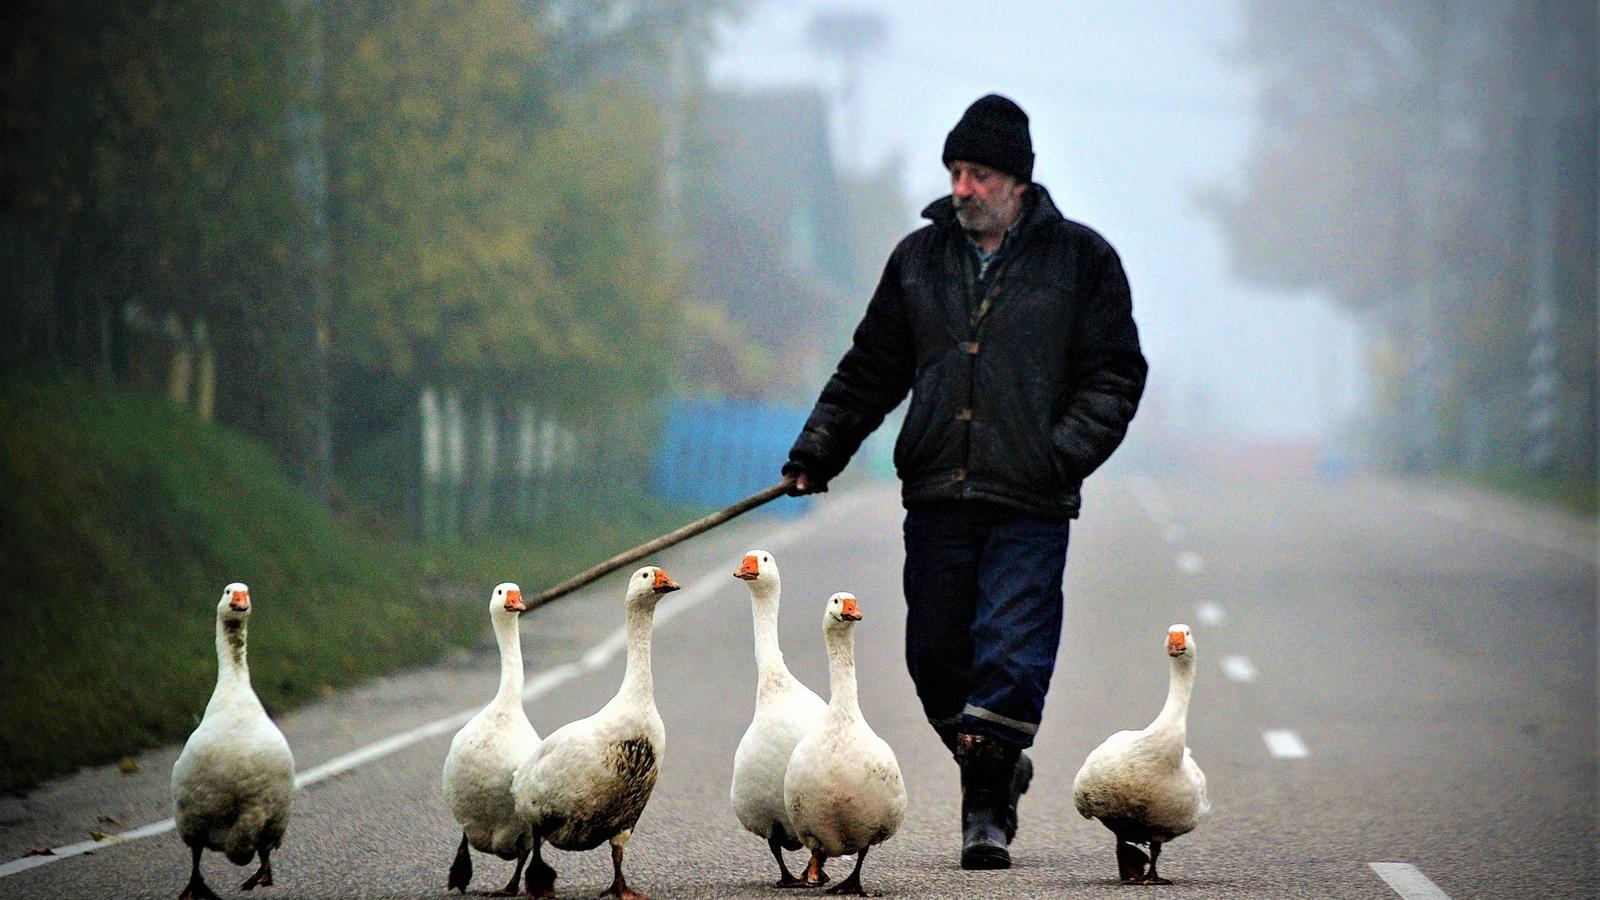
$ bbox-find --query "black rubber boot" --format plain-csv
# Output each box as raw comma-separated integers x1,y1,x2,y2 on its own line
1003,749,1032,842
956,733,1019,870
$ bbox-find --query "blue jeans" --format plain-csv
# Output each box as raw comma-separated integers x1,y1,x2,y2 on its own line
902,502,1070,749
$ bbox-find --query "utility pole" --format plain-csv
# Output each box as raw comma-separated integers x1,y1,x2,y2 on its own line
660,34,689,237
806,11,887,171
1521,6,1585,475
1405,0,1455,472
288,0,334,500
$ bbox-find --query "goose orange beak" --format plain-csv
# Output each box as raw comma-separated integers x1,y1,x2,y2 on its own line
840,595,862,621
229,589,250,612
734,555,760,580
1167,630,1187,655
653,570,680,594
505,588,526,612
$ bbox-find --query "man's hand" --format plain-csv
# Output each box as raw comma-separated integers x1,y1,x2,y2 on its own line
785,469,827,496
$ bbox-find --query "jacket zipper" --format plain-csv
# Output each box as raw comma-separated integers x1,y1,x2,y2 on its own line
958,254,1009,496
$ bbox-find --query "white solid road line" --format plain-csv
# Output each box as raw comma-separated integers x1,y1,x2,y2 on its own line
3,711,483,871
1369,862,1452,899
0,822,177,878
1128,476,1173,524
1420,496,1594,564
1263,729,1310,759
0,498,856,882
1221,655,1258,682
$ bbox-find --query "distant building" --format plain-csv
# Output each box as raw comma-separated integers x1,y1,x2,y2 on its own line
679,86,870,399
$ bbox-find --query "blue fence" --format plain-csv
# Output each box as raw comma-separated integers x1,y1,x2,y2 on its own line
653,397,814,518
413,392,820,539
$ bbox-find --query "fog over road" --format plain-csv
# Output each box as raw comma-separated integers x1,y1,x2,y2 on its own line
2,476,1594,899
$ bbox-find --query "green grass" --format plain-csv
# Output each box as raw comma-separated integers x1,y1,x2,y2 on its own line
1454,467,1598,520
0,372,701,794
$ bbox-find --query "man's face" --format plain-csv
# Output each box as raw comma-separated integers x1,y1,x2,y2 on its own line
949,161,1025,236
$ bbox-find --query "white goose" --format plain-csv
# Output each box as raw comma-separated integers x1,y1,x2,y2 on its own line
730,550,830,887
783,593,906,897
172,583,295,900
511,566,680,900
442,582,541,895
1072,623,1210,885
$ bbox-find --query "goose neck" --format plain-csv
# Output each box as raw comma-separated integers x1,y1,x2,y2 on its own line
215,616,249,682
493,612,525,704
210,615,253,708
824,623,860,719
751,591,785,678
1152,654,1195,736
618,599,657,704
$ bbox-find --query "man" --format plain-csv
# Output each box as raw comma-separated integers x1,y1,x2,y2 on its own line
782,94,1147,869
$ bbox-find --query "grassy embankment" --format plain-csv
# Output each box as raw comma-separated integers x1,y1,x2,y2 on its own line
1457,468,1598,520
0,373,699,794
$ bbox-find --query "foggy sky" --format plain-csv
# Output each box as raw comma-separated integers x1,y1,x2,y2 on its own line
708,0,1366,443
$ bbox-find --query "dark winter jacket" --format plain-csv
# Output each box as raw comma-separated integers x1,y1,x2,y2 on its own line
785,183,1147,520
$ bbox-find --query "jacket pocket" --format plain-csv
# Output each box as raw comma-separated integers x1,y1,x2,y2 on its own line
894,359,963,478
893,391,939,477
973,375,1061,493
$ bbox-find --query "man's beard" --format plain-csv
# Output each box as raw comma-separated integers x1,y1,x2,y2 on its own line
955,193,1018,235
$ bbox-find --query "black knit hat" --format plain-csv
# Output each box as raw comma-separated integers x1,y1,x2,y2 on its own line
942,94,1033,183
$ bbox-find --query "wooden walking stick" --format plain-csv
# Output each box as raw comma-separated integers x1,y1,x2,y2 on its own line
527,478,796,610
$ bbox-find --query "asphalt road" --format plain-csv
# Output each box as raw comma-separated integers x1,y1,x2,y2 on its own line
1,474,1594,899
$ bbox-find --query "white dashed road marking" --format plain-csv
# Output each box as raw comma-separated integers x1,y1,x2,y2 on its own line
1369,862,1452,898
1221,655,1259,681
1263,729,1309,758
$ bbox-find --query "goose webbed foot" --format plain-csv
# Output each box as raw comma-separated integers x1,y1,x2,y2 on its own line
524,842,557,899
1115,840,1149,883
1132,841,1172,885
239,848,274,890
448,832,473,893
600,840,648,900
490,846,529,896
179,845,222,900
769,833,807,888
802,850,831,887
179,877,222,900
823,848,874,896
